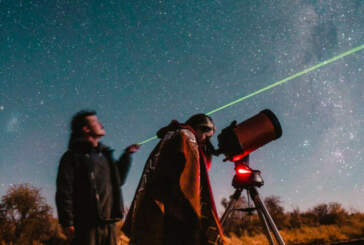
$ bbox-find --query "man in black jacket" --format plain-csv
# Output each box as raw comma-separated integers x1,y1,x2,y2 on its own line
56,110,139,245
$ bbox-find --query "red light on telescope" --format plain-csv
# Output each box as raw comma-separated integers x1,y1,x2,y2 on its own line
237,168,251,175
236,165,252,175
231,151,253,162
232,154,245,162
233,164,263,188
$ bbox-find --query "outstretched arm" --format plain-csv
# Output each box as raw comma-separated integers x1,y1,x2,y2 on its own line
117,144,140,185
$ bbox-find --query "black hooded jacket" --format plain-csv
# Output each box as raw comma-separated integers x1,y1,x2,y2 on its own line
55,139,132,228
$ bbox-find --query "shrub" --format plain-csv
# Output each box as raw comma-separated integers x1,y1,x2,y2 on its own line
0,184,53,244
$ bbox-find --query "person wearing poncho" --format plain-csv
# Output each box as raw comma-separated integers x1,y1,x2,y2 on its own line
123,114,225,245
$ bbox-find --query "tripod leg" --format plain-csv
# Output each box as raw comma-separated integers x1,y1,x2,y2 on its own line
249,187,286,245
255,202,275,245
220,189,242,229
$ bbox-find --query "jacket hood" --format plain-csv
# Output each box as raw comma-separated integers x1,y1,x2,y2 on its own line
156,120,180,138
156,120,197,139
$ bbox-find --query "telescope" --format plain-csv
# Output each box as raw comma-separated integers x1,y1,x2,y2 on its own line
217,109,286,245
217,109,282,163
215,109,282,187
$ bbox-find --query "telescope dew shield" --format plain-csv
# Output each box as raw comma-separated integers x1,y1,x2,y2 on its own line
218,109,282,162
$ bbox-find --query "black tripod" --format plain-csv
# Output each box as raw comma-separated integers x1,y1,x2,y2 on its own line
220,166,286,245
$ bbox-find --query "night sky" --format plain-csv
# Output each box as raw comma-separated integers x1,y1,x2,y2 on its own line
1,0,364,215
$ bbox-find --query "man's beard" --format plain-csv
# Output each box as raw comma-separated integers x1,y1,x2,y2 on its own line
202,138,219,163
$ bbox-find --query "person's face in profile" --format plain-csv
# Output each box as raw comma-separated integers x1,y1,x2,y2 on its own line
195,125,214,143
83,115,106,137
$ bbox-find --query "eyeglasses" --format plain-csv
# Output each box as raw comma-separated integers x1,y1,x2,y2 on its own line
198,125,214,133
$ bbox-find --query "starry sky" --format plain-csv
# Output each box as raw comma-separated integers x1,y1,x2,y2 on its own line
1,0,364,215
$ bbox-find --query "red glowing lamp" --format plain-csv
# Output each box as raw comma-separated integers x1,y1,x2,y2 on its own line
236,166,252,175
233,164,264,188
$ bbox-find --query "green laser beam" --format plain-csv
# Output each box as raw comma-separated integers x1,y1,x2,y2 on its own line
137,43,364,145
137,136,158,145
207,44,364,115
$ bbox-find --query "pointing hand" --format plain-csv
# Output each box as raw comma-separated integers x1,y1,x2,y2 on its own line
125,144,140,154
